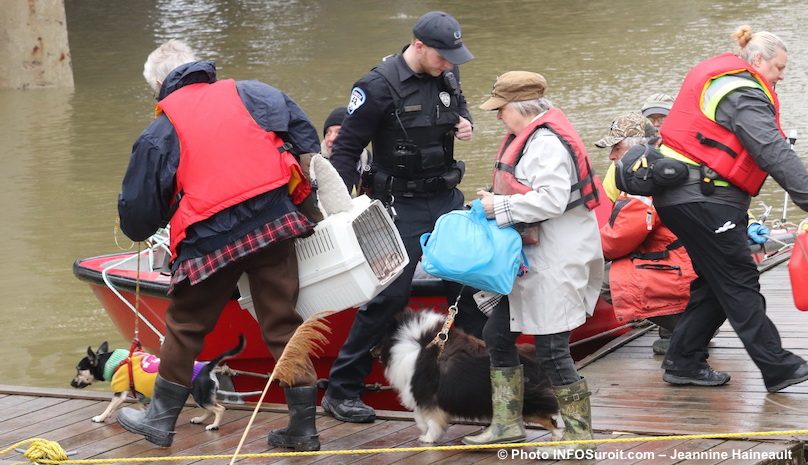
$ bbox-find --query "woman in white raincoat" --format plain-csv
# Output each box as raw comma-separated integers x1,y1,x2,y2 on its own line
462,71,603,452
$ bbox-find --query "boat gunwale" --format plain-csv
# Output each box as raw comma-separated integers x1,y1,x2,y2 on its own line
72,254,447,298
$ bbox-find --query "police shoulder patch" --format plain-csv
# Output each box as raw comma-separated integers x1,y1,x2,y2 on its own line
347,87,366,114
439,91,451,108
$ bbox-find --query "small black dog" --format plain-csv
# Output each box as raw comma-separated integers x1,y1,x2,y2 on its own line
71,335,244,430
374,310,563,443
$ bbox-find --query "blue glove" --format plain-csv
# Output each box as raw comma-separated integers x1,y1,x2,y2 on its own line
747,222,770,244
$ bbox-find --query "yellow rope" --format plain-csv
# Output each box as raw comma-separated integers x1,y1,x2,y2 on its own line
134,241,141,341
4,429,808,464
226,370,275,465
227,311,333,465
112,219,135,251
1,438,69,465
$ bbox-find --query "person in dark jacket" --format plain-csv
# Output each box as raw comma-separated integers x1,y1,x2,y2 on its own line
116,39,322,451
321,106,371,193
655,26,808,392
321,106,348,158
321,11,477,424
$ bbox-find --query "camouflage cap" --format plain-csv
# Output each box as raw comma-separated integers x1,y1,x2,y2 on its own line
594,112,647,148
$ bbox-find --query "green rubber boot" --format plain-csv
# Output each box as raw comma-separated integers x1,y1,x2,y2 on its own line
462,365,526,445
539,378,594,456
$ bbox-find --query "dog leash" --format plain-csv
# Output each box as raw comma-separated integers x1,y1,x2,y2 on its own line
427,288,463,354
115,242,144,398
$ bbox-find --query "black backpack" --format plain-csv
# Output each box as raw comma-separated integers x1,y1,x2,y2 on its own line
614,144,689,196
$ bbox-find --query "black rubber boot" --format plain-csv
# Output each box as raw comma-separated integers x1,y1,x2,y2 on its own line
268,385,320,451
117,375,190,447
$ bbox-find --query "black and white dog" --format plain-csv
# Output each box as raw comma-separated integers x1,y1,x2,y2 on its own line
374,310,564,443
71,335,244,430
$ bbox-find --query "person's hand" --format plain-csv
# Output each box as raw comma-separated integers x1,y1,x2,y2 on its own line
747,222,770,244
476,190,494,218
455,116,473,141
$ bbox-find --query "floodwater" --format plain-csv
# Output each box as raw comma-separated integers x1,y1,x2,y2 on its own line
2,0,808,389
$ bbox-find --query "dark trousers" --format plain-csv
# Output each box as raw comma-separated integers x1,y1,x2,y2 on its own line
160,240,315,387
326,189,484,400
656,202,803,388
482,297,580,386
648,314,679,336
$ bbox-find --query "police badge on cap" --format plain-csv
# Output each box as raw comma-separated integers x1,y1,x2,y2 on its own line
412,11,474,65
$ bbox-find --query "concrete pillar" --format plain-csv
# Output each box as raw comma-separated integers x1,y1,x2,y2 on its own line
0,0,74,89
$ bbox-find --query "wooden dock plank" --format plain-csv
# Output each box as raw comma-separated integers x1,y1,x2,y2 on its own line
0,395,68,422
271,419,413,465
0,394,36,408
68,410,258,462
171,411,289,465
90,409,266,461
2,265,807,464
0,386,802,465
0,398,102,442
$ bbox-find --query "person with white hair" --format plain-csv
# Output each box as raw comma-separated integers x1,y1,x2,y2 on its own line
142,39,198,95
469,70,603,450
654,26,808,392
116,39,323,451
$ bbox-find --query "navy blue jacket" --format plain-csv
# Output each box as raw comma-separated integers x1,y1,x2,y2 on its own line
329,49,471,190
118,61,320,265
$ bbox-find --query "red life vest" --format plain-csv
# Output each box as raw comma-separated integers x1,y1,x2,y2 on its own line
492,107,600,210
158,79,310,255
600,194,695,322
660,53,784,196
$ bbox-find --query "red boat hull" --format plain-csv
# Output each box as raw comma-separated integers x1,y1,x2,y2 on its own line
74,178,626,410
74,253,623,411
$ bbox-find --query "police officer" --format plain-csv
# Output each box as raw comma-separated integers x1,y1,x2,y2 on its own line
322,11,476,423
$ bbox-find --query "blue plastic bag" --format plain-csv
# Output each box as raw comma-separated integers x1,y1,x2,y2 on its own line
420,199,525,295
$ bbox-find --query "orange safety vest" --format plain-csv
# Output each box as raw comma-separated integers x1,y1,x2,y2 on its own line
600,194,695,322
491,108,600,243
158,79,310,256
660,53,784,196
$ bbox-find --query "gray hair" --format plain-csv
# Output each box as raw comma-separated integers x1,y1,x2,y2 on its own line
143,39,199,94
732,25,787,64
511,97,553,117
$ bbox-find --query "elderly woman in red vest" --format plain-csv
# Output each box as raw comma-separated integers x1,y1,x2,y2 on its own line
655,26,808,392
465,71,603,452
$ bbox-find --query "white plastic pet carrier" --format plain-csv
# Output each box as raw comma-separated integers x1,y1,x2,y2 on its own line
237,195,409,320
